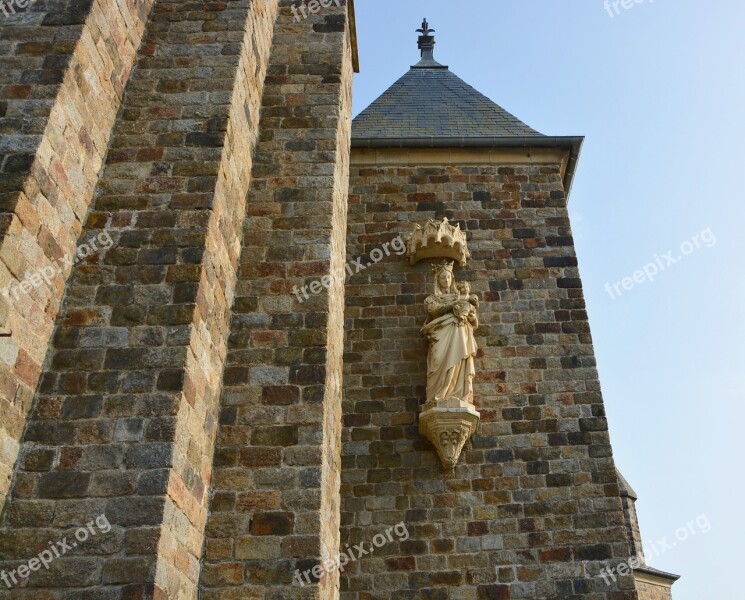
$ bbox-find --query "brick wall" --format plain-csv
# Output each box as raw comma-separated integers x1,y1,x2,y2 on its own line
340,154,639,600
0,0,154,508
199,1,355,598
0,0,279,597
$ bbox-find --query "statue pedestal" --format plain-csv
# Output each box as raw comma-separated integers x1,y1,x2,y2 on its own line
419,397,480,469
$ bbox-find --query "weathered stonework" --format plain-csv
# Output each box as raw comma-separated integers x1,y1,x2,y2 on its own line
340,150,639,599
0,5,676,600
198,1,355,599
635,576,675,600
0,0,279,597
0,0,154,510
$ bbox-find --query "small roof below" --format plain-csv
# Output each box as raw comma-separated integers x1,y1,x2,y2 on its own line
634,565,682,584
617,470,639,501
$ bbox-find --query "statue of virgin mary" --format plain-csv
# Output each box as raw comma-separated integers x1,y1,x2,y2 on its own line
420,261,479,405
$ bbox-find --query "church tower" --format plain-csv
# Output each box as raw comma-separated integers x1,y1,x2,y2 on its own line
0,3,679,598
339,19,676,600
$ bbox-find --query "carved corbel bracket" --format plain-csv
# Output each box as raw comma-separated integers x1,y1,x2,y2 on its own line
419,397,480,469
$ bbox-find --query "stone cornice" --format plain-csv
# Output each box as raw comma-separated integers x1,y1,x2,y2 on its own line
350,137,583,199
351,146,568,167
633,566,681,587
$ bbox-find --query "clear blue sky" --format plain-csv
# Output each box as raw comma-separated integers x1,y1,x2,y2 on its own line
352,2,744,598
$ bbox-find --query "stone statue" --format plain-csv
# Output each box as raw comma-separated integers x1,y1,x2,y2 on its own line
419,261,480,468
421,261,479,404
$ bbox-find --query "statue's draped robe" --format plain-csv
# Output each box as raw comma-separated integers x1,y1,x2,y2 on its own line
422,293,478,404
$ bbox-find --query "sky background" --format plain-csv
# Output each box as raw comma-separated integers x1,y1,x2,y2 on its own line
352,2,744,598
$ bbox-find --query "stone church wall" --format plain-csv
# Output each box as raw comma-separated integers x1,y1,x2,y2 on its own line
0,2,653,598
199,1,355,599
0,0,357,596
0,0,282,597
0,0,155,510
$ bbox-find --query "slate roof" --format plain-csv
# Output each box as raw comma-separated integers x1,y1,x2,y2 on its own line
352,63,545,141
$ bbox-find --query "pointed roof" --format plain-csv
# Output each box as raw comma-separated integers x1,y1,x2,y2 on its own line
352,68,544,140
352,17,544,142
352,19,584,195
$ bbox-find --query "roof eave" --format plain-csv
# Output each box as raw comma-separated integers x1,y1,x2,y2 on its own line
633,565,682,585
350,135,585,201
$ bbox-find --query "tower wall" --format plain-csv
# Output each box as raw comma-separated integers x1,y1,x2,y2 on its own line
340,149,639,600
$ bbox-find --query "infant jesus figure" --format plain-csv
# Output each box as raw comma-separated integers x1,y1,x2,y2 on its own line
453,281,479,326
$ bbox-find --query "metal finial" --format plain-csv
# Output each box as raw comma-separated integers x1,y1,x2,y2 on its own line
416,18,435,37
416,17,436,58
413,17,446,69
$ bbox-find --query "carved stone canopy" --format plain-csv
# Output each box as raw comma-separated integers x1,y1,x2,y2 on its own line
407,218,470,267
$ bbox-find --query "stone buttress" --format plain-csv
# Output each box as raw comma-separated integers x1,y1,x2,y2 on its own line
0,1,357,598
